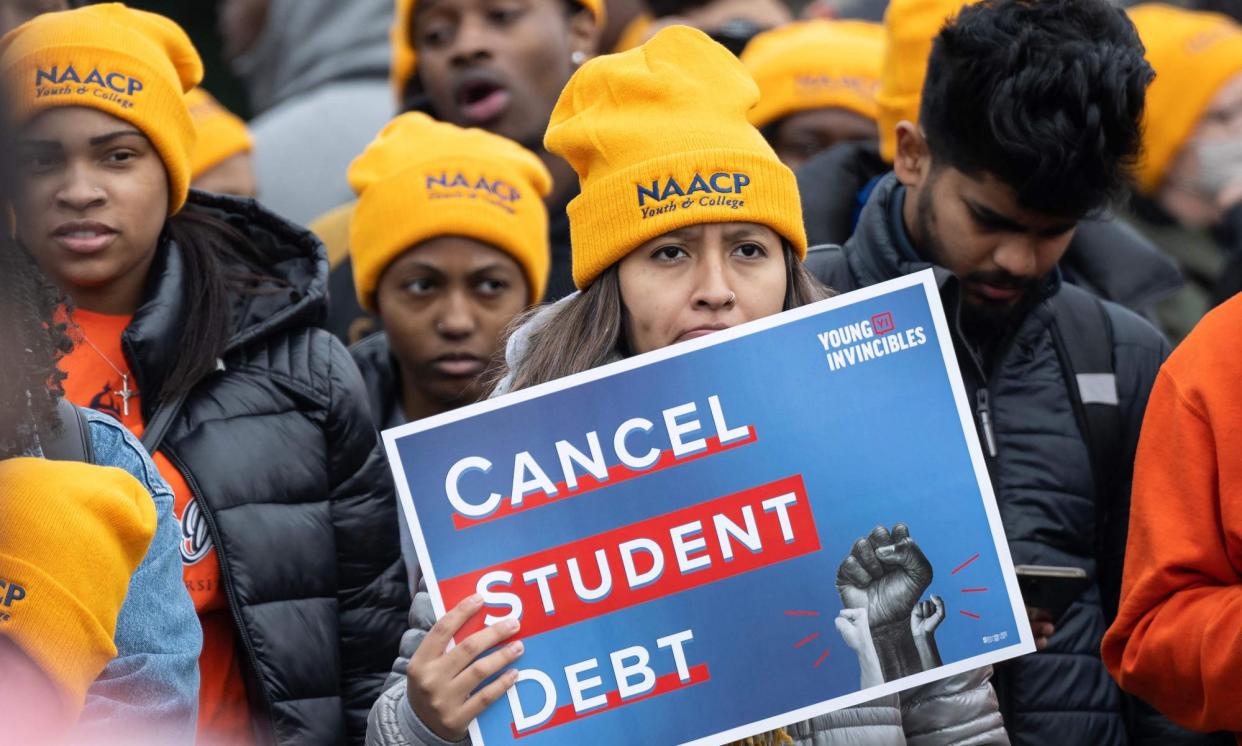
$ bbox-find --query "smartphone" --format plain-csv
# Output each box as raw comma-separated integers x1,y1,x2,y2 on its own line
1015,564,1089,620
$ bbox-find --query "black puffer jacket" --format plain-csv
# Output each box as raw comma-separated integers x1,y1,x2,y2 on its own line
796,141,1184,319
125,192,409,745
806,175,1227,746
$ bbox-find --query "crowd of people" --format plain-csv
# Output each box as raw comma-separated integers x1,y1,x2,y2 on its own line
0,0,1240,745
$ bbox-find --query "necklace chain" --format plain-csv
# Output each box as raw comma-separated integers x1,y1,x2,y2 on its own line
79,332,135,417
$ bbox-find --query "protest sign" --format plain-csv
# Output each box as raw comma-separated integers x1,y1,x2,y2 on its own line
383,269,1035,746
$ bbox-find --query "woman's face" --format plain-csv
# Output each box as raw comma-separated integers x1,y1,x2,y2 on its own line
13,106,169,313
376,236,530,413
618,222,787,354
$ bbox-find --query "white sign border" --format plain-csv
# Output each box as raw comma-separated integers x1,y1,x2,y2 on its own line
381,268,1036,746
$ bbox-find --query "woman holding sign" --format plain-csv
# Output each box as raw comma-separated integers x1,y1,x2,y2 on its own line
0,6,408,744
368,26,1007,746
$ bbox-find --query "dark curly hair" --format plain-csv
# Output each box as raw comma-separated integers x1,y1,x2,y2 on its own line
0,244,73,458
920,0,1154,218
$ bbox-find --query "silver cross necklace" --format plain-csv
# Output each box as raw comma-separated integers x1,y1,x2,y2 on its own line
79,334,134,417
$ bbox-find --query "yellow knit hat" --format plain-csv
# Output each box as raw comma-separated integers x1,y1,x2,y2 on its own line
390,0,606,104
186,86,251,179
349,112,552,310
876,0,974,163
743,20,884,130
1129,4,1242,196
546,25,807,290
0,3,203,214
0,458,156,713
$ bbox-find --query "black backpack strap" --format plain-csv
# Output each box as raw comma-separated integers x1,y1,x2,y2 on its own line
43,398,96,464
804,244,858,294
1047,284,1125,616
140,389,189,456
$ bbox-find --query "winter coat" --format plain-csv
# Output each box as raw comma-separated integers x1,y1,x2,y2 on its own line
120,191,409,745
807,173,1227,746
795,141,1183,321
367,295,1009,746
365,587,1008,746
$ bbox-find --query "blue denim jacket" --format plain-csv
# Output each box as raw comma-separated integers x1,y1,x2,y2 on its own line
79,407,201,739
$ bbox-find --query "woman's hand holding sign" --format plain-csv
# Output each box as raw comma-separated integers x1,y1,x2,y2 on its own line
835,524,934,682
407,594,524,741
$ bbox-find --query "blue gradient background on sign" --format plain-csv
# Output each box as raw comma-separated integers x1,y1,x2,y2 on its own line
391,283,1021,745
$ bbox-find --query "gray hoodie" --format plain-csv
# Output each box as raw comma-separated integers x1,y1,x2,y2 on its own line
232,0,395,224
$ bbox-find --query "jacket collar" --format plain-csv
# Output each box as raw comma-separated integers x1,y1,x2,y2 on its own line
122,190,328,409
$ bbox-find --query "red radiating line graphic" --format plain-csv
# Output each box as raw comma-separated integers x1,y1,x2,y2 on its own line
813,649,831,668
454,428,758,530
793,632,820,649
959,610,981,619
784,610,821,617
511,664,710,739
960,587,988,593
951,553,981,575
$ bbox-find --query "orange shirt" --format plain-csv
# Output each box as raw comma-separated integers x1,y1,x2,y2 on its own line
1102,293,1242,741
60,307,255,746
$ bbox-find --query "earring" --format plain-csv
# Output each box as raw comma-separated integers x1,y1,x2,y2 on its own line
571,51,587,66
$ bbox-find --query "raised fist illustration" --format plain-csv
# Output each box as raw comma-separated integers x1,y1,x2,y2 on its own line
911,595,946,637
836,524,933,628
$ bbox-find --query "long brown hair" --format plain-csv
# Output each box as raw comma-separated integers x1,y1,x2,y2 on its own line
494,243,832,393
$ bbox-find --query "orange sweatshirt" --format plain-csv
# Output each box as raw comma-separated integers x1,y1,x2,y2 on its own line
1102,292,1242,740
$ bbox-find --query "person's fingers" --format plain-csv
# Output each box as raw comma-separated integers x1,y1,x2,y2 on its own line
840,607,864,623
444,617,522,675
852,537,884,579
455,638,525,693
834,615,852,638
891,523,911,543
458,669,521,730
867,525,892,552
415,595,484,666
931,594,945,616
839,555,873,589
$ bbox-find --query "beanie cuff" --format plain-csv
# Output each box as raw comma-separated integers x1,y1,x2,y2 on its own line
567,148,807,288
350,158,550,311
0,554,117,713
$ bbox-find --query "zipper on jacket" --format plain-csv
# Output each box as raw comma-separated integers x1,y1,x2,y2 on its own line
976,388,998,458
166,448,279,746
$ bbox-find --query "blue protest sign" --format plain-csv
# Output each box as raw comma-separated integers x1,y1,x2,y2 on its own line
383,269,1034,746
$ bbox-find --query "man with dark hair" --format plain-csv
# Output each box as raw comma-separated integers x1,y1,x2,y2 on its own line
808,1,1228,744
798,0,1182,323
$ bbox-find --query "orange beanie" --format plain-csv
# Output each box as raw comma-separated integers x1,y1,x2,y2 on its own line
0,3,203,213
743,20,884,130
1128,4,1242,195
876,0,975,163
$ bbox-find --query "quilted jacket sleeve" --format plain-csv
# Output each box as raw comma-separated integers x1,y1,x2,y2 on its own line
900,667,1009,745
326,337,412,743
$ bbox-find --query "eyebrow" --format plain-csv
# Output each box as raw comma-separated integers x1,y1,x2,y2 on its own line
17,129,144,149
964,199,1029,233
722,225,769,242
89,129,145,146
